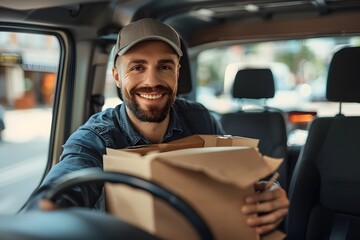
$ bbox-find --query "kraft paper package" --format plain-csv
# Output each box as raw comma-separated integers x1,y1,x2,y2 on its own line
103,134,285,240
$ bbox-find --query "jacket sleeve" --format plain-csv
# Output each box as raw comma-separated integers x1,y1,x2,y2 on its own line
21,128,106,211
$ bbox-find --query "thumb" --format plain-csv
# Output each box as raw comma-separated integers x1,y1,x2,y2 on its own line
39,199,59,211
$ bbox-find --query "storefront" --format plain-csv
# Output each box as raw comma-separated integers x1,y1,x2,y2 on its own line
0,52,57,109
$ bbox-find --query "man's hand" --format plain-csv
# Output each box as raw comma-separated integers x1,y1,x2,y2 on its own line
241,184,289,235
39,199,59,211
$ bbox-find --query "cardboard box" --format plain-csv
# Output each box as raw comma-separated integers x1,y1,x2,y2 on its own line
103,135,285,240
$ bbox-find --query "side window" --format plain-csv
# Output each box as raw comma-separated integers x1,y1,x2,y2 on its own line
0,32,60,214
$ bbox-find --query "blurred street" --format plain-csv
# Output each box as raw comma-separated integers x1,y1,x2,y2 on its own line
0,108,51,214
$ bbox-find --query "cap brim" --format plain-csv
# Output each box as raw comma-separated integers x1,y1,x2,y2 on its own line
117,36,183,57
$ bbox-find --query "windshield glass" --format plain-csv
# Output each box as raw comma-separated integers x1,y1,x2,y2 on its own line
196,36,360,117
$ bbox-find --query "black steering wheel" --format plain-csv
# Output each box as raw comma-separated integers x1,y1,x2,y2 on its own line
0,168,213,240
45,168,213,239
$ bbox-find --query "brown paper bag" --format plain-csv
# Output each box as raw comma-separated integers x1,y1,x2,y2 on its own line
103,134,285,240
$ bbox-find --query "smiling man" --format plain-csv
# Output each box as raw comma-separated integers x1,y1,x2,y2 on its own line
23,18,289,235
113,40,180,143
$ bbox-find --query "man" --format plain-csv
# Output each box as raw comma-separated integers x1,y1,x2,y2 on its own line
24,18,289,235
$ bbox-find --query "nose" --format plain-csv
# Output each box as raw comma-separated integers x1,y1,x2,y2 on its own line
143,67,161,87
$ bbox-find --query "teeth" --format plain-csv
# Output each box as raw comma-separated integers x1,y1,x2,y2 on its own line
140,94,162,100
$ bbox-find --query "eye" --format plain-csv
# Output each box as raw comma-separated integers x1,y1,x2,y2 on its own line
159,65,173,70
130,65,144,71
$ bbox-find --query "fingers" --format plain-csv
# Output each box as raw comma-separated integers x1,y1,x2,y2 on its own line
241,188,289,215
245,208,288,232
39,199,59,211
245,188,289,206
255,218,284,235
241,187,289,234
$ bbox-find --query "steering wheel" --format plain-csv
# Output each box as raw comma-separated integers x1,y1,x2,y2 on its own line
0,168,213,240
5,168,213,240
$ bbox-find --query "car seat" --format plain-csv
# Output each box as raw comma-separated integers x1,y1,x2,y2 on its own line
285,46,360,240
220,68,288,190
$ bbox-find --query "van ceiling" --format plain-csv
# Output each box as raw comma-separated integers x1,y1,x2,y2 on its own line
1,0,360,47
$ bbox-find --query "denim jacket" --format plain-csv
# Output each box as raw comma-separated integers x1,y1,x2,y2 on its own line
23,98,224,211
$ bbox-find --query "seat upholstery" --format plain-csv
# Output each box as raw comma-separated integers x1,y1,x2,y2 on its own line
285,46,360,240
232,68,275,99
177,40,192,95
220,68,288,189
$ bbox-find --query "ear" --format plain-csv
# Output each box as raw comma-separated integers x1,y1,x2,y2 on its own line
112,67,122,89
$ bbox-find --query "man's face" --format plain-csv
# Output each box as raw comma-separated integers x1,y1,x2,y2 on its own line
113,40,180,123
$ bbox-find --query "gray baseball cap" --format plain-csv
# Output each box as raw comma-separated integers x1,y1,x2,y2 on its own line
113,18,183,65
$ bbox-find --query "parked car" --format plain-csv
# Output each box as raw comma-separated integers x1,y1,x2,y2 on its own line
0,0,360,239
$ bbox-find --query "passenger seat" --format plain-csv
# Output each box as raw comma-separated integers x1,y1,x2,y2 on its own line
285,46,360,239
220,68,288,190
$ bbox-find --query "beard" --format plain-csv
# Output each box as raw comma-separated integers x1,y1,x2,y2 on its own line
123,86,176,123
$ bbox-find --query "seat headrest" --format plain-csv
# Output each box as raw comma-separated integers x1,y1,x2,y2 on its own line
327,46,360,103
177,40,192,94
232,68,275,99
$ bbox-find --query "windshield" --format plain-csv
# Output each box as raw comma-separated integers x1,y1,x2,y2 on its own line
196,36,360,117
